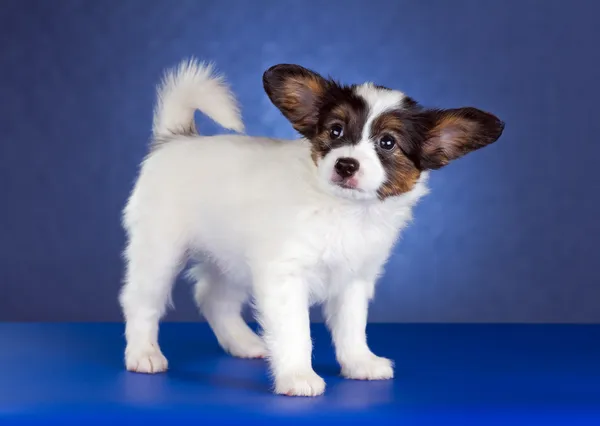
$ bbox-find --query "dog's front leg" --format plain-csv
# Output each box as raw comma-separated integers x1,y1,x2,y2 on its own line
253,267,325,397
324,279,394,381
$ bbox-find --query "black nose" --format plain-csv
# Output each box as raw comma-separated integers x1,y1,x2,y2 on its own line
334,157,360,178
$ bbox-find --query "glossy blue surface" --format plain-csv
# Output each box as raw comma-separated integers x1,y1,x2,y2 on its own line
1,323,599,425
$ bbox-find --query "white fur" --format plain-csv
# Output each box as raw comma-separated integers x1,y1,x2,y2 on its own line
316,139,387,200
355,83,406,125
316,83,408,201
119,60,429,396
152,58,244,136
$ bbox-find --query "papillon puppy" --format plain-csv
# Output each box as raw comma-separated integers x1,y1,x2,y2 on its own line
119,58,504,396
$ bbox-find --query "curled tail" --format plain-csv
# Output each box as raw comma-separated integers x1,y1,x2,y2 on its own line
152,58,245,138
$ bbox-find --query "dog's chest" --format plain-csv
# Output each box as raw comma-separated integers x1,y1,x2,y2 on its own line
311,205,399,282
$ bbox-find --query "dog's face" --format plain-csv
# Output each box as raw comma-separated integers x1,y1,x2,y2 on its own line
263,64,505,201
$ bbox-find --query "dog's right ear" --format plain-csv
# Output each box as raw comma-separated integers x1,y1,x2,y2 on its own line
263,64,329,138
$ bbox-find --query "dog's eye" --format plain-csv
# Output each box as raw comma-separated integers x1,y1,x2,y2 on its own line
329,124,344,139
379,134,396,150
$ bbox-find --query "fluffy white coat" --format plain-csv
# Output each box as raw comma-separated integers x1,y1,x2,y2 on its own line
119,59,429,396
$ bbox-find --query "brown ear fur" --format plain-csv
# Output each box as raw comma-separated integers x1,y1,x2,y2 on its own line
418,107,505,170
263,64,329,138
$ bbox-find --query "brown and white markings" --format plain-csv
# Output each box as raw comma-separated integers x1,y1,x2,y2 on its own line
263,64,504,201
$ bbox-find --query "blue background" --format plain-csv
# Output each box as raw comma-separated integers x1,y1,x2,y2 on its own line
1,0,598,322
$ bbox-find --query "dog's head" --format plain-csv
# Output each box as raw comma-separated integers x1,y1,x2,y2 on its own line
263,64,505,201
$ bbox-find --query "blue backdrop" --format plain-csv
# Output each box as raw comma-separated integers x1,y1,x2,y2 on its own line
1,0,598,322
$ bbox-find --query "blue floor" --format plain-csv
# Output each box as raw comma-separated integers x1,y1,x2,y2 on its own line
1,323,599,425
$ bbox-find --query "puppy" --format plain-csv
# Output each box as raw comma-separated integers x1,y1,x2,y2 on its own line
119,58,504,396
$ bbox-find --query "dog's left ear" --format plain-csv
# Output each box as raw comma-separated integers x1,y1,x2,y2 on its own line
263,64,329,138
417,107,505,170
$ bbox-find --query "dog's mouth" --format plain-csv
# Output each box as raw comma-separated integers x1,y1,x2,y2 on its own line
332,177,362,191
338,182,358,190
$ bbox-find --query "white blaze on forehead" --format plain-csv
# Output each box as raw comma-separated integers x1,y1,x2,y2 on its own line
354,83,406,142
315,84,409,200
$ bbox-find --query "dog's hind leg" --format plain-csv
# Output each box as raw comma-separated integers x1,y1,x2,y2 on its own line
119,226,187,374
192,263,267,359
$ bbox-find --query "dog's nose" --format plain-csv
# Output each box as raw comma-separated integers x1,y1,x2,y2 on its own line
334,157,360,178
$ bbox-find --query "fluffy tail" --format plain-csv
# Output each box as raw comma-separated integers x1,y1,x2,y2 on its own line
152,58,245,138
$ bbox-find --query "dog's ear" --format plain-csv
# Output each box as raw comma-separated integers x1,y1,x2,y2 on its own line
263,64,329,138
416,107,505,170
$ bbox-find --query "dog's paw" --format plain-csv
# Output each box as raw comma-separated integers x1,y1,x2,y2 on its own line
275,370,326,397
341,354,394,380
125,344,168,374
224,332,268,359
